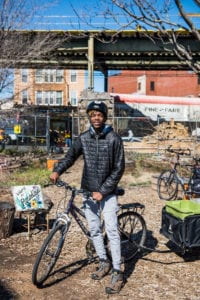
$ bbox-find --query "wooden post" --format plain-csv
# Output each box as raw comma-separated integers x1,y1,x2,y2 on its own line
27,213,31,239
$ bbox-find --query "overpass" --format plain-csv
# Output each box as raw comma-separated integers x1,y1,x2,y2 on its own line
3,30,200,90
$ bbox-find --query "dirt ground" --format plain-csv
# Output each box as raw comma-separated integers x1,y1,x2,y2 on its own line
1,157,200,300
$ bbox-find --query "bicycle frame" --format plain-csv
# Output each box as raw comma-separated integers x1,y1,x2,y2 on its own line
157,147,193,200
170,158,200,197
53,185,92,239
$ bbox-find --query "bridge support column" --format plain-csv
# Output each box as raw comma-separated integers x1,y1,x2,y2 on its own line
103,69,108,92
88,35,94,90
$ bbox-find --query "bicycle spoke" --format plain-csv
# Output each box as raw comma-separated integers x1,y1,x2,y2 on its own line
117,211,147,261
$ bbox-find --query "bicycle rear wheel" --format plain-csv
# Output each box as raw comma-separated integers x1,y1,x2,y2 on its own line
32,223,68,286
105,211,147,262
118,211,147,261
157,170,179,200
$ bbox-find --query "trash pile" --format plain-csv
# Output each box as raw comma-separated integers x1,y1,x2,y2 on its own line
125,119,199,154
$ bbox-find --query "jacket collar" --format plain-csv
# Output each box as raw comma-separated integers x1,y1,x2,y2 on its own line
89,124,113,138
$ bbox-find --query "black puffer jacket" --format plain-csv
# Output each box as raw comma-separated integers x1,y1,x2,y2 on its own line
53,124,125,196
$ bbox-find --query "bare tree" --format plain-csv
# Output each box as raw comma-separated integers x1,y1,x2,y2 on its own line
74,0,200,74
0,0,69,98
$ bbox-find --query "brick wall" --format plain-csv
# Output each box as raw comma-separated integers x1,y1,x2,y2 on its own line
108,70,200,97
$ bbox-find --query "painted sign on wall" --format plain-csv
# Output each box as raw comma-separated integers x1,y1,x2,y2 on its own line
113,94,200,122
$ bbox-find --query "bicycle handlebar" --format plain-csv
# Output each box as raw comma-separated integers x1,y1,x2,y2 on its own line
166,146,191,156
55,180,125,196
55,180,92,197
193,157,200,164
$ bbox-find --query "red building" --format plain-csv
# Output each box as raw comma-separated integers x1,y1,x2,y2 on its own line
108,70,200,97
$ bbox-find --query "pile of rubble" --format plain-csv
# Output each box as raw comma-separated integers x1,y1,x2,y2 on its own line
146,118,189,141
0,152,47,172
125,119,200,154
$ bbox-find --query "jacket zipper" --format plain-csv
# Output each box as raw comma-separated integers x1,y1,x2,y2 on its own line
96,135,99,185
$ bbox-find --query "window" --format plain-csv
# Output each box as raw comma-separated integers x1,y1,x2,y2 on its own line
35,70,43,83
36,91,42,105
56,70,63,82
70,70,77,82
70,90,77,106
150,81,155,91
35,69,63,83
49,91,54,104
138,82,141,91
21,69,28,82
21,90,28,104
44,70,54,83
56,91,62,105
44,91,50,104
35,91,63,105
137,75,146,94
49,70,54,83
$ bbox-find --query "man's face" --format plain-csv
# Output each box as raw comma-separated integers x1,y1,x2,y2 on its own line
89,111,105,129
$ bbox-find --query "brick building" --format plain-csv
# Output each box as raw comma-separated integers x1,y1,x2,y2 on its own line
108,70,200,97
14,69,85,106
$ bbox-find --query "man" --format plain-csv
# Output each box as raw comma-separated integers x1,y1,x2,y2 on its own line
0,128,5,141
50,100,125,294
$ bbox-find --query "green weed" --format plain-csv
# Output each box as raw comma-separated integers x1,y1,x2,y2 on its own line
0,167,51,188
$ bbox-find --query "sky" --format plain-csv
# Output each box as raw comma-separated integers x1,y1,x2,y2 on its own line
32,0,200,31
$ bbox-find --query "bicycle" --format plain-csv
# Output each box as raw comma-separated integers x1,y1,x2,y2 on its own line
32,180,147,287
157,147,200,201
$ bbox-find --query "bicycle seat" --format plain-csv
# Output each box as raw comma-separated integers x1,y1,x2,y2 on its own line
115,187,125,196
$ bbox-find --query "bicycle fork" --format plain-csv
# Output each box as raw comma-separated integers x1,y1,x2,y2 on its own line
54,212,71,234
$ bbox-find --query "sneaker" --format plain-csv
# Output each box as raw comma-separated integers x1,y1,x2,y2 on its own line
91,259,111,280
105,269,124,294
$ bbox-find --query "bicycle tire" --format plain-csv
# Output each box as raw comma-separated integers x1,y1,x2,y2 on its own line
105,211,147,262
32,223,68,286
157,170,179,200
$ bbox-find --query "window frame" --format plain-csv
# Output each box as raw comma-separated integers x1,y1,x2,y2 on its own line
70,70,77,83
21,90,28,104
21,69,28,83
70,90,77,106
35,90,63,106
35,69,64,83
150,81,155,91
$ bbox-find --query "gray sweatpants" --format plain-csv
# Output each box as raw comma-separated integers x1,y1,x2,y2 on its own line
83,194,121,270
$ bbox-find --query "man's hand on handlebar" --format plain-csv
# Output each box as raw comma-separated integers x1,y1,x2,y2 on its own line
92,192,103,201
50,172,60,184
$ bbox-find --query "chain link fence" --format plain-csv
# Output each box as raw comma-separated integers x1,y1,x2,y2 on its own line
1,111,200,152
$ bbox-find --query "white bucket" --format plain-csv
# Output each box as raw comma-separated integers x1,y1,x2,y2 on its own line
190,198,200,204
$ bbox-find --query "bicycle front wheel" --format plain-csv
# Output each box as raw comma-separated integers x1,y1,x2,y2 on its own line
32,223,68,286
157,170,179,200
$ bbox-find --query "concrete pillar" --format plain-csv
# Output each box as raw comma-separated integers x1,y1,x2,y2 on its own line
103,69,108,92
88,35,94,90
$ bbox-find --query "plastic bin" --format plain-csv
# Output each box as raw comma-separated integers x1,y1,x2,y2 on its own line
46,159,58,171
